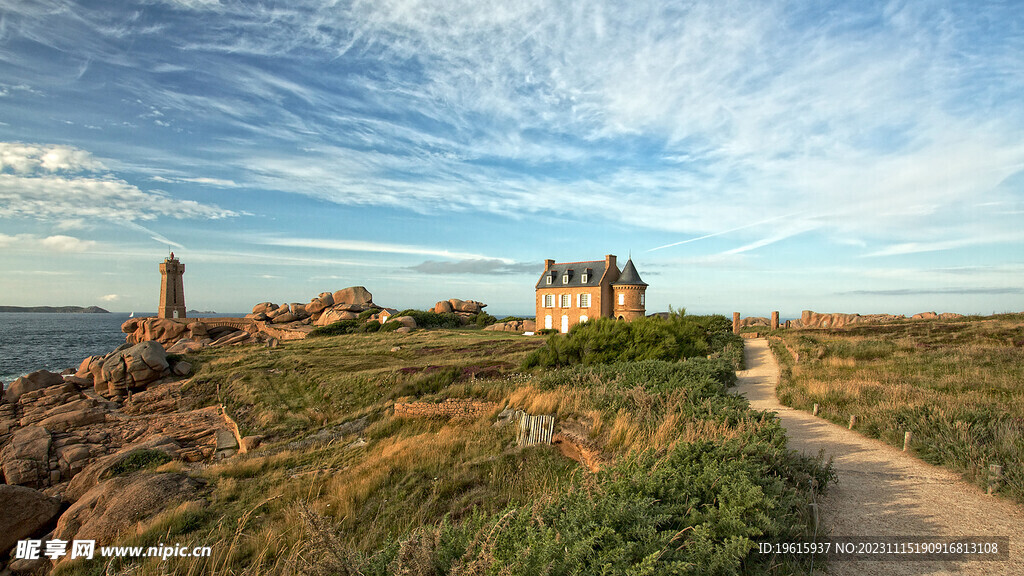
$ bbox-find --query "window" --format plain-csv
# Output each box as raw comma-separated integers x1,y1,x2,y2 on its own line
618,293,625,305
640,293,645,306
579,315,589,323
560,294,571,307
546,275,552,285
581,273,588,283
545,315,552,329
562,274,569,284
579,293,590,308
543,294,554,307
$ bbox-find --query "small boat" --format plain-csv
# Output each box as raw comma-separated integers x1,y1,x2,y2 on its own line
129,312,135,318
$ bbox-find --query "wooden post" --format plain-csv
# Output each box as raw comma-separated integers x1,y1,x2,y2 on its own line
771,311,780,331
732,312,740,335
812,403,819,416
903,431,912,452
988,464,1003,495
848,415,857,429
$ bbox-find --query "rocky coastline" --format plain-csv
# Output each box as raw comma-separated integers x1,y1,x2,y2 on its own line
0,285,533,574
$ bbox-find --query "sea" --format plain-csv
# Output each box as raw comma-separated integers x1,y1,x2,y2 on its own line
0,313,243,387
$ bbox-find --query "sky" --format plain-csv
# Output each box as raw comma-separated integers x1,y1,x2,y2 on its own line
1,0,1023,317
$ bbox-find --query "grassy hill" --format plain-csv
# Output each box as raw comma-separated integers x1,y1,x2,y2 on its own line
769,313,1024,504
56,316,831,576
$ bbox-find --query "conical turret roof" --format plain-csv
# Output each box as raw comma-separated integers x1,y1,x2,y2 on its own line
611,258,647,287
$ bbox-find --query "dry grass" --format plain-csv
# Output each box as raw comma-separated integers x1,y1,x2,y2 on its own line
53,328,779,576
772,314,1024,503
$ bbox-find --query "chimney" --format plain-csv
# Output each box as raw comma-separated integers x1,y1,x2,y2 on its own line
544,259,555,271
605,254,617,270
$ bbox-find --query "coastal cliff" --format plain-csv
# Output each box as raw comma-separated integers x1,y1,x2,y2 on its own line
0,306,109,313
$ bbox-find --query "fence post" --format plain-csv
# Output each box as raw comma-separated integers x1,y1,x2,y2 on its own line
848,415,857,429
988,464,1003,495
903,431,912,452
812,403,819,416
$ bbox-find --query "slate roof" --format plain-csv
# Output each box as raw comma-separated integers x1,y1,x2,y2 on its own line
611,258,647,287
535,260,606,289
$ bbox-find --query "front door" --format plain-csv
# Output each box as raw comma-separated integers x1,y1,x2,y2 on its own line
561,315,569,333
544,315,552,330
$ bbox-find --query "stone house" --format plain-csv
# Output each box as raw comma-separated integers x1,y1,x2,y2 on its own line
535,254,648,333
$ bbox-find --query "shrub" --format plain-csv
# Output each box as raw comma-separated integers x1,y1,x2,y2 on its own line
357,308,382,321
104,449,172,478
379,320,402,332
523,313,739,368
395,309,463,329
309,319,361,337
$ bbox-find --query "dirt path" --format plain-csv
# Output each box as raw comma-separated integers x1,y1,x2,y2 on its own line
734,338,1023,576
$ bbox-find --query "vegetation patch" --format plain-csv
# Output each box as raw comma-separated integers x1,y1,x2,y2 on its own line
524,312,743,369
59,324,827,576
771,315,1024,503
104,449,173,478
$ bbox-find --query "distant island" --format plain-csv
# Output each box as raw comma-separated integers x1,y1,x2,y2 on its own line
0,305,110,313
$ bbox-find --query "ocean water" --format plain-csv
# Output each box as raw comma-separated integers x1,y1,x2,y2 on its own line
0,313,243,386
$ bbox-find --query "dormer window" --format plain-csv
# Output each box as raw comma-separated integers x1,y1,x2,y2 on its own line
562,274,569,284
546,274,553,285
581,272,589,283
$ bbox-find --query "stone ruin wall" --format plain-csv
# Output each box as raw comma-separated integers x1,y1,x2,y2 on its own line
393,399,501,421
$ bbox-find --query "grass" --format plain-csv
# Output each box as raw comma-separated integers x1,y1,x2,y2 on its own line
770,314,1024,503
54,326,829,576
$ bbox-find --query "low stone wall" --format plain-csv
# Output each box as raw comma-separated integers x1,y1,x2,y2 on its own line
393,399,500,421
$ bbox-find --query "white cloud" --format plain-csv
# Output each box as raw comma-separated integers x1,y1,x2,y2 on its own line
100,294,120,302
151,175,239,188
262,237,511,262
0,233,97,252
0,142,106,174
4,2,1024,261
0,141,239,224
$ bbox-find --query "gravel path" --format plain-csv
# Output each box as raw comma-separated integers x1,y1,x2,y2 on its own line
734,338,1023,576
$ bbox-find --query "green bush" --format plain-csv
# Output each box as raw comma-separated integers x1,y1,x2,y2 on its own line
471,312,497,327
523,313,740,369
104,449,172,478
309,319,361,337
357,308,382,321
379,320,402,332
364,437,831,576
395,309,464,329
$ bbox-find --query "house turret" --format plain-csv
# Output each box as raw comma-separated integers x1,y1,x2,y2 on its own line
611,258,647,321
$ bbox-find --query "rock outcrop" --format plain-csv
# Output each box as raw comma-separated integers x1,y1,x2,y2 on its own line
121,317,189,346
483,319,537,333
0,484,62,557
55,471,203,549
4,370,64,404
1,426,52,488
786,310,966,329
793,310,906,329
95,341,170,399
333,286,373,307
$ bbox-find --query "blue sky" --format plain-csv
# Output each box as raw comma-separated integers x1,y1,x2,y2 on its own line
1,0,1023,317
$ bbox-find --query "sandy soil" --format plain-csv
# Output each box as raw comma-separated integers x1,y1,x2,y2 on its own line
733,338,1023,576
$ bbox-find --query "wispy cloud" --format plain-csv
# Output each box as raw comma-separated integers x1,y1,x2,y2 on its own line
151,175,239,187
261,237,511,262
0,142,238,223
409,259,537,275
840,287,1024,297
100,293,120,302
0,233,97,252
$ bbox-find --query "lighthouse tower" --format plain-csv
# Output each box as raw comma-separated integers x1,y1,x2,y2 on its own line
611,258,647,321
158,253,186,319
